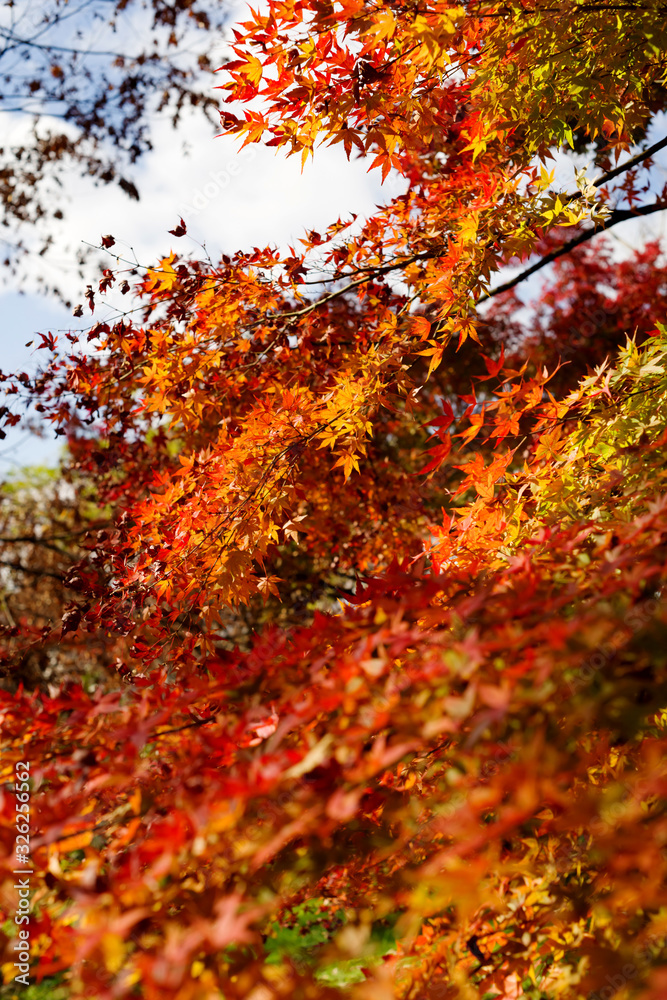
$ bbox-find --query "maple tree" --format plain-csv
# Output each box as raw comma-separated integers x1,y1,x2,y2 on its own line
1,1,667,999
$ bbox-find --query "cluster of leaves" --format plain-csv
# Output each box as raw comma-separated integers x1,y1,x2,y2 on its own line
3,323,667,998
0,0,667,998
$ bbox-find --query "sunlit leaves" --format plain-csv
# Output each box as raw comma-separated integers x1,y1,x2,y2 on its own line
2,1,667,997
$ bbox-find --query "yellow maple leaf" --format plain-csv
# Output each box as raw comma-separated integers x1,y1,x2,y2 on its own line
146,253,178,294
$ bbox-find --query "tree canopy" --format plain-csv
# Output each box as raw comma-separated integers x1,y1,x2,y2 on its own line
1,1,667,999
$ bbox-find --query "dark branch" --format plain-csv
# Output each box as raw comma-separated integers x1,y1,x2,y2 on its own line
0,560,67,582
0,535,76,558
478,201,666,303
587,133,667,194
258,138,667,319
0,525,109,545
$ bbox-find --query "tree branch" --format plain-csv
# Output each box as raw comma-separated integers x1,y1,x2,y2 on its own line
0,26,136,60
0,560,67,582
0,525,109,545
0,535,76,558
263,138,667,319
586,133,667,194
478,200,666,303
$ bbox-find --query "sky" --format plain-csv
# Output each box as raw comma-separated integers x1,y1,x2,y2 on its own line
1,3,666,471
0,107,402,469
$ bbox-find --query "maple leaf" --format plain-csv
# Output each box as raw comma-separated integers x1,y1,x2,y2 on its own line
168,218,187,237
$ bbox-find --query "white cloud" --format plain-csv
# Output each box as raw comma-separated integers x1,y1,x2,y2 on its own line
0,62,395,466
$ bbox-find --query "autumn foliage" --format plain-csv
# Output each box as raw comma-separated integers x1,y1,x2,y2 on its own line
1,1,667,998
